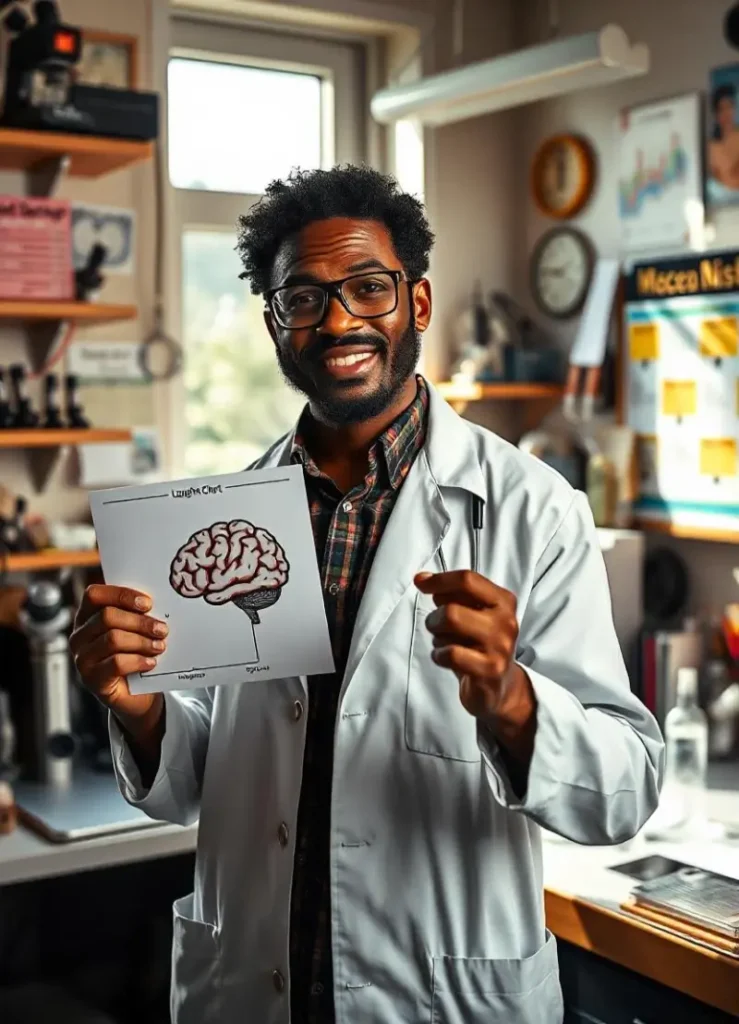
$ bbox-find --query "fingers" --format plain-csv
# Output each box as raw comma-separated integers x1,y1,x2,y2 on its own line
424,603,491,648
414,571,515,610
76,628,166,673
71,606,168,653
84,654,159,697
75,584,152,630
431,644,490,677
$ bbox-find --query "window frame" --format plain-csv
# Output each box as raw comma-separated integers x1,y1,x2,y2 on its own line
163,16,367,477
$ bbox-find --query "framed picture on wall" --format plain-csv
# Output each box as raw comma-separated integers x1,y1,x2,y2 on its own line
618,93,703,253
707,63,739,208
76,31,139,90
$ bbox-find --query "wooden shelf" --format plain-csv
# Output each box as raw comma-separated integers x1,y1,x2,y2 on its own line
635,518,739,544
437,381,564,402
0,128,153,178
0,428,131,448
3,549,100,573
0,301,137,324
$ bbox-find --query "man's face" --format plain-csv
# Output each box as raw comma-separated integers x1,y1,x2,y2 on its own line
717,95,736,133
265,218,431,426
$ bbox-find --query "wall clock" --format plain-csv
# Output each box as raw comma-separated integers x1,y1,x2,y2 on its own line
531,134,595,220
530,226,594,320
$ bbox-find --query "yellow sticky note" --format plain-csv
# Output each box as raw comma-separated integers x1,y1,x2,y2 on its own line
629,323,659,361
699,317,738,358
662,380,697,417
700,438,737,477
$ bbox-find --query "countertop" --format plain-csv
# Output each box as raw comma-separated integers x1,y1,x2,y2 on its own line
1,769,738,1014
543,772,739,1016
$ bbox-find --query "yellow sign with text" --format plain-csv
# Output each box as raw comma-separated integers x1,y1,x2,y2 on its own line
700,438,737,477
699,317,739,358
662,380,697,417
635,255,739,298
629,322,659,361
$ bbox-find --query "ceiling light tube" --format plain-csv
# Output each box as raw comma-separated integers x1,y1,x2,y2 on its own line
371,24,649,126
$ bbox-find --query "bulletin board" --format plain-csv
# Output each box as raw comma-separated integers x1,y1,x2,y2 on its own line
624,250,739,536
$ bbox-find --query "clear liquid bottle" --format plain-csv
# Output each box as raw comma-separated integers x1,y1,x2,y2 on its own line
660,667,709,833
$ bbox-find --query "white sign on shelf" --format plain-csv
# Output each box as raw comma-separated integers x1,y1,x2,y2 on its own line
67,340,145,384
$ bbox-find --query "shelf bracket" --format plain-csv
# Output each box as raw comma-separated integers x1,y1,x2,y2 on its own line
27,319,67,374
26,154,71,198
26,447,62,493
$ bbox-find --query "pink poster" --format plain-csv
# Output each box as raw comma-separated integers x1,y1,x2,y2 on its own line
0,196,74,300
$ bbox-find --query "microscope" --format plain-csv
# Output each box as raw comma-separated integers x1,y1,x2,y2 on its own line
18,580,75,787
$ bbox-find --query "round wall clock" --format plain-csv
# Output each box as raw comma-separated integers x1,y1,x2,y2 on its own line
531,134,595,220
530,226,594,320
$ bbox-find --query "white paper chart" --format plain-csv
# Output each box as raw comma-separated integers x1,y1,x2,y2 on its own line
90,465,334,693
624,251,739,534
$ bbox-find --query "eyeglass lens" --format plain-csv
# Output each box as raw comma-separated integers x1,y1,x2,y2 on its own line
272,272,397,328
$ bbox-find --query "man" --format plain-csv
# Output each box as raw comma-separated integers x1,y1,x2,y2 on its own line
70,166,663,1024
709,82,739,191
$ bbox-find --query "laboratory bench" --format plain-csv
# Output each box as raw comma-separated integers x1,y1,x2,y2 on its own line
0,771,737,1022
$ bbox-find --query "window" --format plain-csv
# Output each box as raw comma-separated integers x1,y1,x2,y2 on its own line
182,230,304,476
168,58,323,195
167,20,364,477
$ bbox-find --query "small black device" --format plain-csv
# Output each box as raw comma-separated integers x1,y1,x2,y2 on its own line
609,854,692,882
75,242,107,301
0,496,33,553
65,373,89,428
0,3,83,126
43,373,63,428
1,3,159,141
9,364,39,428
0,368,12,428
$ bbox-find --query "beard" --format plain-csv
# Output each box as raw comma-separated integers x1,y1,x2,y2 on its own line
275,319,422,426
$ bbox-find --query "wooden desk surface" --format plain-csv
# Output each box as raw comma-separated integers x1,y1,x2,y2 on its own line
545,886,739,1017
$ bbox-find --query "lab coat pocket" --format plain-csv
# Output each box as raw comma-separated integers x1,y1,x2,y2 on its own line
431,931,563,1024
406,596,481,763
171,893,222,1024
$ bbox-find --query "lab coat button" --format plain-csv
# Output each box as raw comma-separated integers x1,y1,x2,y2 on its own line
342,500,353,512
277,822,289,847
328,583,340,596
292,699,304,722
272,969,285,993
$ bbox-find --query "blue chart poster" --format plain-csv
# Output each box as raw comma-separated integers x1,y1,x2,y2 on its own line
624,250,739,534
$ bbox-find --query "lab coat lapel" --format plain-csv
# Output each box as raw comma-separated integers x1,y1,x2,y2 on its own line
341,448,449,693
341,381,487,696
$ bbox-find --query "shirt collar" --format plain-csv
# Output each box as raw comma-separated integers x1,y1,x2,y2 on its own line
290,375,428,491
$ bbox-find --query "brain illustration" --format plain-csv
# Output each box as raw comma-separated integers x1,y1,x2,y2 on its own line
170,520,289,624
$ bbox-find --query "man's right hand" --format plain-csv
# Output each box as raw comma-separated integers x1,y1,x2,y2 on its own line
70,584,168,765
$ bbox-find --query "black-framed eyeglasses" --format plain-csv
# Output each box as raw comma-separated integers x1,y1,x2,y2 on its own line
265,270,407,330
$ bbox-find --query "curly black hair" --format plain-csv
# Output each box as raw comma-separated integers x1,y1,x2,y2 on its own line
236,165,435,296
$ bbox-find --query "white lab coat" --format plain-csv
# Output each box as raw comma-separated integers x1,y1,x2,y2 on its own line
111,379,663,1024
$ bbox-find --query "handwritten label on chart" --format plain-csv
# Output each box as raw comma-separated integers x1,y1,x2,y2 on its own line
662,380,697,417
700,438,737,478
699,317,739,359
629,322,659,362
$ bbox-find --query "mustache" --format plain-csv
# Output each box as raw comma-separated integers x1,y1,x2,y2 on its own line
300,332,388,366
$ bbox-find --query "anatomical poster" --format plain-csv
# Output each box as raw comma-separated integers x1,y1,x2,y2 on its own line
89,465,334,694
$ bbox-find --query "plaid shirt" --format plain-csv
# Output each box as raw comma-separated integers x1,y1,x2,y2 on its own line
288,376,429,1024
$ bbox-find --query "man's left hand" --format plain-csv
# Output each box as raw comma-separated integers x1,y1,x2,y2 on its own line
414,570,537,767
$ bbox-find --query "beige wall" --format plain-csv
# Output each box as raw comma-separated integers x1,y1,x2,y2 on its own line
0,0,159,528
513,0,739,613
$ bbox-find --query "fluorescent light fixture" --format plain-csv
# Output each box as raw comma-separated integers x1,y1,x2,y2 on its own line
371,24,649,126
